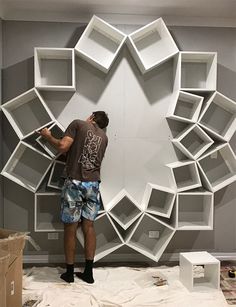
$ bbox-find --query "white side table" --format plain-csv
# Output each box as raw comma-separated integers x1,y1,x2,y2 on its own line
179,251,220,291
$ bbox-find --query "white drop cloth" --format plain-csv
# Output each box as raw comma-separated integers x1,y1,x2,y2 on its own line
22,266,228,307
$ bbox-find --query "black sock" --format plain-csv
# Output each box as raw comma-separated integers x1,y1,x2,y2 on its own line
76,259,94,284
60,264,74,283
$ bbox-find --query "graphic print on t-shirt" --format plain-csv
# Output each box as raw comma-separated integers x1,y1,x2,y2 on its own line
78,130,102,169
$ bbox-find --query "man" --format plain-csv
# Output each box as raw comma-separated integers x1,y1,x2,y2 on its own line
39,111,109,284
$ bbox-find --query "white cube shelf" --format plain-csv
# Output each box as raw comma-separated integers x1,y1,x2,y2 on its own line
74,15,126,73
36,122,65,158
167,91,204,123
35,193,63,232
127,18,178,74
106,189,142,230
142,183,176,218
34,48,75,91
197,143,236,192
47,161,66,190
127,213,175,262
1,141,52,192
179,52,217,91
198,91,236,142
1,88,55,139
76,213,123,262
179,251,220,291
176,190,213,230
172,124,214,160
167,160,202,192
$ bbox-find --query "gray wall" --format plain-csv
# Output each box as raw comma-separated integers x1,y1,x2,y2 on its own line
1,20,236,262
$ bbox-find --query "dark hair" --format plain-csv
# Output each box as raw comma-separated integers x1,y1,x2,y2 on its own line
93,111,109,129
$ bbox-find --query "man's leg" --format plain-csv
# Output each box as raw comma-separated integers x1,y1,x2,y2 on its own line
76,218,96,283
60,222,78,283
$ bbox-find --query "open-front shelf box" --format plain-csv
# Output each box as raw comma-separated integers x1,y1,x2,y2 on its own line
127,18,178,74
177,190,213,230
47,161,66,190
167,160,202,192
198,91,236,141
75,15,126,73
172,124,214,160
197,143,236,192
35,193,63,232
36,122,65,158
179,52,217,91
1,142,52,192
167,91,204,123
34,48,75,91
1,88,55,139
127,213,175,262
107,189,142,230
142,183,176,218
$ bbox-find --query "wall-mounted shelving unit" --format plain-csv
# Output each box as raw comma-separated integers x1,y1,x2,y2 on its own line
34,48,76,91
47,160,66,190
167,91,204,123
106,189,142,230
1,16,236,265
178,52,217,91
197,143,236,192
167,160,202,192
176,190,213,230
127,213,175,262
34,192,63,232
172,124,214,160
198,91,236,142
127,18,178,74
36,122,65,158
76,213,123,262
74,15,126,73
142,183,176,218
1,141,52,192
1,88,55,139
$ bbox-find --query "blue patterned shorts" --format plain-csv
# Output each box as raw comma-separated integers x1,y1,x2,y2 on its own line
60,178,101,223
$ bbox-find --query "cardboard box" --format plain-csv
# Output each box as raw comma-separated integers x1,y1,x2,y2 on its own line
0,229,26,307
0,249,10,307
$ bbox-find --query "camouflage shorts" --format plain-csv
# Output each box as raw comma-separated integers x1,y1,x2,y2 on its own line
60,178,101,223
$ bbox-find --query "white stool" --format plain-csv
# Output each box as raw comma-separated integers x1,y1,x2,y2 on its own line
179,251,220,291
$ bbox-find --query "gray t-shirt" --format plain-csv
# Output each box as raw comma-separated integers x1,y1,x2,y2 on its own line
64,119,108,181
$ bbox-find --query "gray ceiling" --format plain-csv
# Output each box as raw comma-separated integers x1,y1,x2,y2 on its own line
1,0,236,26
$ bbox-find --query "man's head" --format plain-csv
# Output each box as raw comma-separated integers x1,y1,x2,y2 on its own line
87,111,109,129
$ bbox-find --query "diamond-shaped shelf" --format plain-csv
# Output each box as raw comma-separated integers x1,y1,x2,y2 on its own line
127,213,175,262
197,143,236,192
127,17,178,74
106,189,142,230
198,91,236,142
142,183,176,218
172,124,214,160
74,15,126,73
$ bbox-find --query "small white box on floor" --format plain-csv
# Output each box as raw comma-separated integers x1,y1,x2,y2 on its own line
179,251,220,291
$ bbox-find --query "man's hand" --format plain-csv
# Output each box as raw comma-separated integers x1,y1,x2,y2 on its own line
39,128,52,140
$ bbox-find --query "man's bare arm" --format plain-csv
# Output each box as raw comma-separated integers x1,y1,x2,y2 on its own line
39,128,73,153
